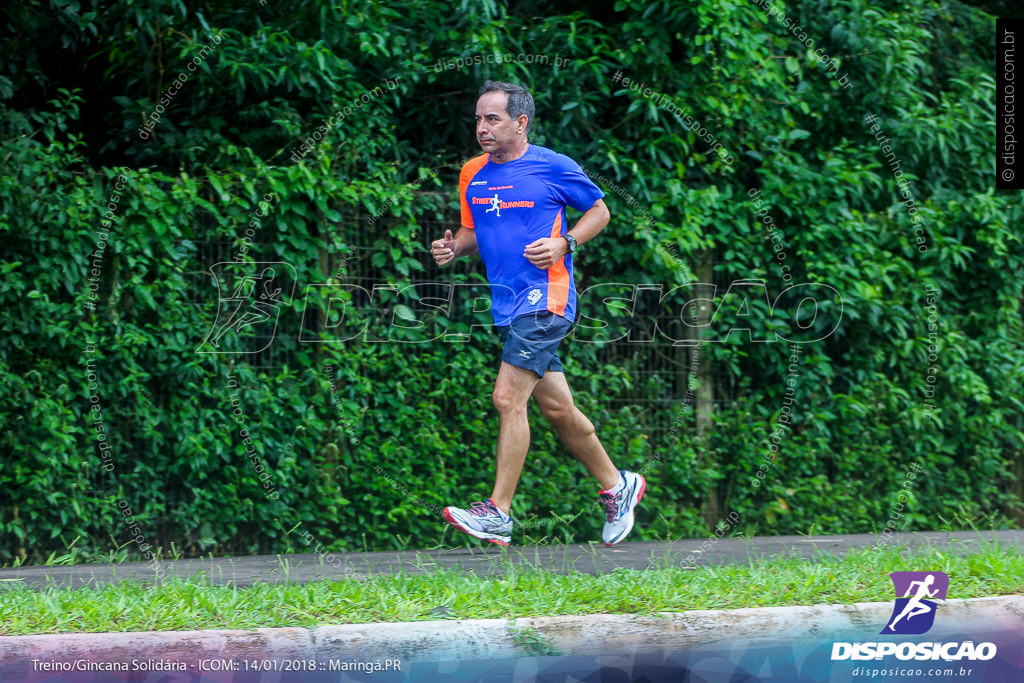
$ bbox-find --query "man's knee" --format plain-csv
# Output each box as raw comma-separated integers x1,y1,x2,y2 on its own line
538,399,575,428
493,385,529,415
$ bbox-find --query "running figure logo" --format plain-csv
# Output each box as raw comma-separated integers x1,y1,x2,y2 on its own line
881,571,949,635
197,262,296,354
486,194,501,217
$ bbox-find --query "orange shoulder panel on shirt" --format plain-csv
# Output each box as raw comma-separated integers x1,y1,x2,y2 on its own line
546,212,570,316
458,154,490,229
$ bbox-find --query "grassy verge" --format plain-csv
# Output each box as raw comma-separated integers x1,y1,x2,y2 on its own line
1,543,1021,636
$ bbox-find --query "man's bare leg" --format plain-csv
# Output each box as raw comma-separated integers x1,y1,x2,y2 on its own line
489,361,542,515
531,371,620,490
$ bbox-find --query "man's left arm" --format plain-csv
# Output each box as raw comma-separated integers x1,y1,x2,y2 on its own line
523,199,610,269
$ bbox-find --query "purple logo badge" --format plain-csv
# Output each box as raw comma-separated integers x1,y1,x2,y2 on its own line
881,571,949,635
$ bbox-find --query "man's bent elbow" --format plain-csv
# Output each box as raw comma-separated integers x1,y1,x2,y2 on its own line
592,201,611,230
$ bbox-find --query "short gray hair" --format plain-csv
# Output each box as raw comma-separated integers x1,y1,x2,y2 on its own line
479,80,535,134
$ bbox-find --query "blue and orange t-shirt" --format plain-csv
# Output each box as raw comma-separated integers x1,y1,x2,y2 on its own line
459,145,604,325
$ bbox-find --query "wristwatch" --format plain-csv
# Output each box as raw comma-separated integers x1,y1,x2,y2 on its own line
563,234,578,253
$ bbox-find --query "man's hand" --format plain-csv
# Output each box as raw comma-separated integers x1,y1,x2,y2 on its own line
524,237,569,269
431,229,457,266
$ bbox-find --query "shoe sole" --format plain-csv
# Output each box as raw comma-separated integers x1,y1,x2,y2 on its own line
443,508,511,546
603,474,646,546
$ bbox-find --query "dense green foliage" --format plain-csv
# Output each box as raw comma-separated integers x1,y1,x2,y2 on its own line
1,0,1021,564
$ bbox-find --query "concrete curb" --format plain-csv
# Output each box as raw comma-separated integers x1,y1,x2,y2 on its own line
2,596,1021,667
517,596,1024,656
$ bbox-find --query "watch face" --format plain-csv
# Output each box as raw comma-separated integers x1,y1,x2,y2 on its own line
566,235,577,252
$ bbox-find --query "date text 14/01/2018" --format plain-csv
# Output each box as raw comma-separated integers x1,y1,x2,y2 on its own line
198,658,402,672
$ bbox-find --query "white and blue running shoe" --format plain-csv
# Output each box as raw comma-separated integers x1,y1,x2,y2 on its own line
443,498,513,546
600,470,646,546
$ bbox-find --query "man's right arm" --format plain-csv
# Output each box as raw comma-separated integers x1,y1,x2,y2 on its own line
452,227,478,260
431,227,478,266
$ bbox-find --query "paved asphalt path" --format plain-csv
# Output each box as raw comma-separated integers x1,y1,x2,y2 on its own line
0,530,1020,590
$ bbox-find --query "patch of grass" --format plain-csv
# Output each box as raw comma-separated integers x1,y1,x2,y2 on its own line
1,543,1021,636
509,624,563,657
0,536,190,570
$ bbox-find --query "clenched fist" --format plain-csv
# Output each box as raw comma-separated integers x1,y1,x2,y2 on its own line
524,237,569,269
431,229,457,266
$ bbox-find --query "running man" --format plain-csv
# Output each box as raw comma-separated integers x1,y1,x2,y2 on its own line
887,574,939,631
430,80,645,547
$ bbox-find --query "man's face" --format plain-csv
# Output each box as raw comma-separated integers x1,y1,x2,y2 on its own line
475,91,525,156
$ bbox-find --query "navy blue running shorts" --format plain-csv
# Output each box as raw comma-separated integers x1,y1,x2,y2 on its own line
497,311,573,378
